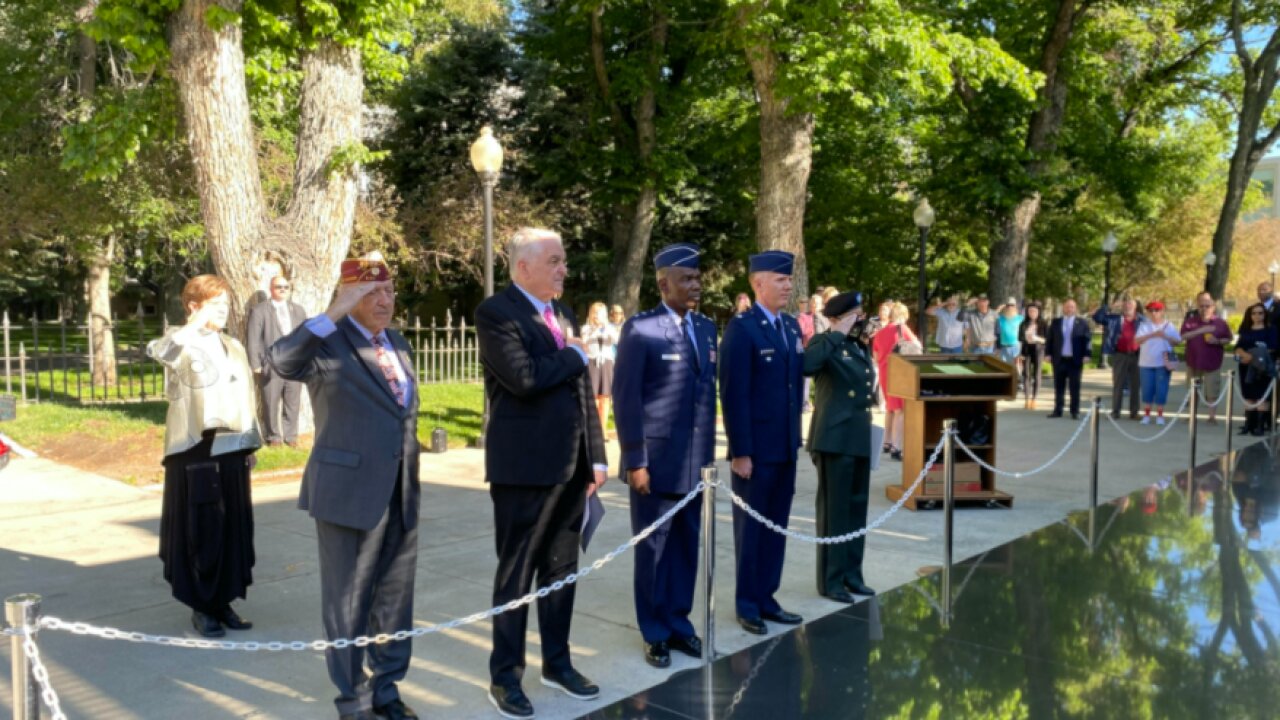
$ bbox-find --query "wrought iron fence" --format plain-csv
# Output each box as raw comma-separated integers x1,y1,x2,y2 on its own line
0,308,481,405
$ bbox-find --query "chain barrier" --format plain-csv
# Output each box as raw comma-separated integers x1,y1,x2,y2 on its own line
21,630,69,720
723,436,946,545
955,406,1093,478
1103,390,1192,443
1241,380,1275,410
1197,380,1231,409
37,483,706,653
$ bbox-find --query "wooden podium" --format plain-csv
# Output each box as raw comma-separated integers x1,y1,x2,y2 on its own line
885,354,1018,510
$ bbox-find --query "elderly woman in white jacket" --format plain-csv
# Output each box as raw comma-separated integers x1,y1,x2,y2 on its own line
148,275,262,638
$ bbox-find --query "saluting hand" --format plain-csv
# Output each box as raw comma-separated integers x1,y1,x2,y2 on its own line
627,468,651,496
325,282,380,323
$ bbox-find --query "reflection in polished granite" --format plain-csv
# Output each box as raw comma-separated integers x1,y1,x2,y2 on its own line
588,440,1280,719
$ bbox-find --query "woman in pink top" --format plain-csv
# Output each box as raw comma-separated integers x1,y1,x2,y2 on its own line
872,302,919,461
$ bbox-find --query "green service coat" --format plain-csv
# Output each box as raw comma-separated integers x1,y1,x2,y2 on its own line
804,330,877,458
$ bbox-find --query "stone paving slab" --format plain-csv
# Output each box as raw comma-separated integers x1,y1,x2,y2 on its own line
0,368,1255,719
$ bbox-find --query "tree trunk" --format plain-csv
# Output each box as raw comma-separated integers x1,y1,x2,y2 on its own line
169,1,365,434
594,2,665,316
744,33,814,305
988,0,1081,303
1208,142,1257,296
87,235,116,385
168,0,267,333
607,188,657,315
77,1,115,386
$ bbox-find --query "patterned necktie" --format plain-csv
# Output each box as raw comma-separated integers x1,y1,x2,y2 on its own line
372,334,406,406
543,306,566,349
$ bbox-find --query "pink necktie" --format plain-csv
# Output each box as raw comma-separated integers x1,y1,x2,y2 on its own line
372,334,406,406
543,306,565,349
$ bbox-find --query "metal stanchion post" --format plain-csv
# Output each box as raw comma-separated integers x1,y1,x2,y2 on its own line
1189,378,1201,471
6,593,42,720
700,465,718,664
1271,378,1278,436
941,419,956,627
1224,370,1235,458
1088,397,1102,550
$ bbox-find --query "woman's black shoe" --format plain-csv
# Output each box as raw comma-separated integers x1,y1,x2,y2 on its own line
890,448,903,461
191,610,225,638
218,606,253,630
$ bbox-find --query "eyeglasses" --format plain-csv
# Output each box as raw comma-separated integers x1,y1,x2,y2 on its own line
273,284,290,290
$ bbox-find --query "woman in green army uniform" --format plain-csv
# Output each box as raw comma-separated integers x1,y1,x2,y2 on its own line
804,291,878,603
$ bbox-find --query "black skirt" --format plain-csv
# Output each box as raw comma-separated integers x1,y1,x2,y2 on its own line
159,431,255,614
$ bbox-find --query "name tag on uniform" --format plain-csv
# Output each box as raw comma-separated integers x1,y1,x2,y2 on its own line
759,348,775,356
662,353,681,361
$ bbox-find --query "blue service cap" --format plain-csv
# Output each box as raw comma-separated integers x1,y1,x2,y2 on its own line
748,250,794,275
653,243,701,270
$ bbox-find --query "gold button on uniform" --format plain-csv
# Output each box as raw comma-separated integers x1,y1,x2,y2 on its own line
848,391,856,398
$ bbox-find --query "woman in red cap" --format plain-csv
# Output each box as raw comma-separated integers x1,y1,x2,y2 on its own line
1135,301,1181,425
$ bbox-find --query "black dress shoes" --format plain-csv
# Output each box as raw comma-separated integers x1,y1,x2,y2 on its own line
217,606,253,631
488,684,534,719
669,634,703,659
761,609,803,625
737,616,767,635
644,640,671,668
540,667,599,700
822,590,857,604
845,580,877,596
374,699,419,720
191,610,224,638
1046,413,1063,419
338,711,378,720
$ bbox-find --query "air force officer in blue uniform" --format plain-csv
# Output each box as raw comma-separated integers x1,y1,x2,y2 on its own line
613,243,717,668
720,250,806,635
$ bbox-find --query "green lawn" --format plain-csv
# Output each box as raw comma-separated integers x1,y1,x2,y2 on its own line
0,383,486,483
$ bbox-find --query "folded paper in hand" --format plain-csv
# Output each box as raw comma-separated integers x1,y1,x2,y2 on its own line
581,492,606,551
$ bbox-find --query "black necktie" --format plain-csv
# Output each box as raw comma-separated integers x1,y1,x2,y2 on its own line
686,320,700,369
774,318,784,343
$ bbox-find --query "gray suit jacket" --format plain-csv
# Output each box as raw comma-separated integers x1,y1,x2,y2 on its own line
247,299,307,373
269,317,421,531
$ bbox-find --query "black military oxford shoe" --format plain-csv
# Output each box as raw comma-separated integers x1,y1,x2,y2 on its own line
845,580,877,596
644,640,671,668
737,616,767,635
822,589,857,604
669,634,703,659
761,609,803,625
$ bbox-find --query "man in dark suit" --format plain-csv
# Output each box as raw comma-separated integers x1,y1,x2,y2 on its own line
719,250,806,635
269,255,422,720
475,227,608,720
1046,298,1092,419
612,243,717,668
803,291,878,603
246,275,307,446
1258,281,1279,327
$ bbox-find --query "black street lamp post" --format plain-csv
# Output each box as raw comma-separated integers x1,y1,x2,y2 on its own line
914,198,936,339
1270,260,1278,290
471,126,503,448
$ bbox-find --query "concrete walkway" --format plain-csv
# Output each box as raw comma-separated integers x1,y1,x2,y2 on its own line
0,368,1260,719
